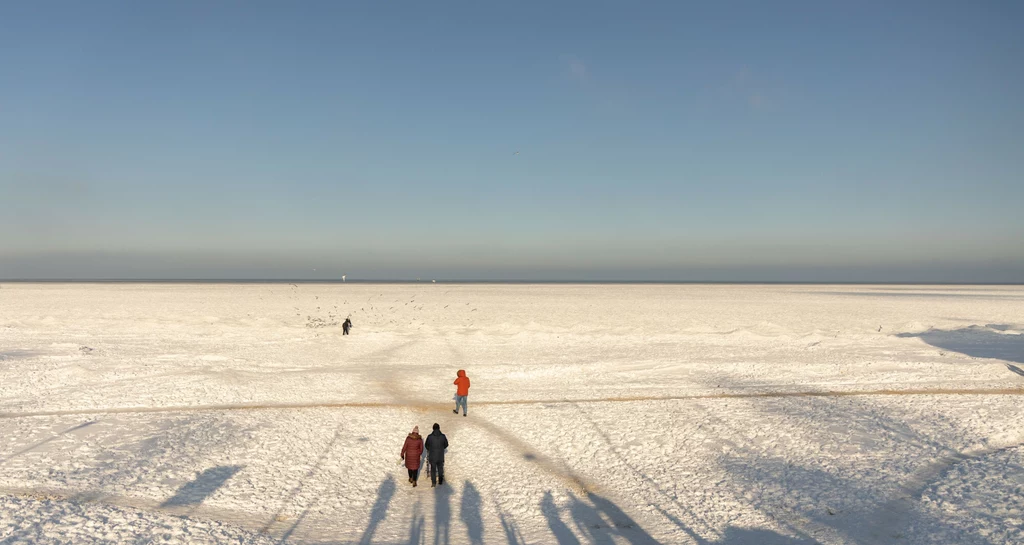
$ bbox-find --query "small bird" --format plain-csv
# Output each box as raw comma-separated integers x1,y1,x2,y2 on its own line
513,151,520,156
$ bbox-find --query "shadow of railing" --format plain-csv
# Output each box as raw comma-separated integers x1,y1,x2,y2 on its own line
1,421,97,464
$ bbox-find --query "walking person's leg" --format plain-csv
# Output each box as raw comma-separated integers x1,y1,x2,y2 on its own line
437,461,445,485
429,461,437,486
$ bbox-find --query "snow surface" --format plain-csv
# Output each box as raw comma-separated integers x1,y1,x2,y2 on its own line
1,283,1022,544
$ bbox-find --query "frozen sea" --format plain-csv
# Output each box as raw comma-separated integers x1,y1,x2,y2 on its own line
1,283,1022,544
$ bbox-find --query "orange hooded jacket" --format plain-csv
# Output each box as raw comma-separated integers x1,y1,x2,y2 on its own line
454,370,470,396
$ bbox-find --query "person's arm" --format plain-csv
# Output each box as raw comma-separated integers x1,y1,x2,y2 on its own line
442,436,449,450
400,440,407,460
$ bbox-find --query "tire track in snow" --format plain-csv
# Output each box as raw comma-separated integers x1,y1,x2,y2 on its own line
3,387,1022,420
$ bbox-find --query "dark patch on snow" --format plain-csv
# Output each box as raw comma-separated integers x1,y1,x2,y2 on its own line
160,465,243,507
897,324,1024,364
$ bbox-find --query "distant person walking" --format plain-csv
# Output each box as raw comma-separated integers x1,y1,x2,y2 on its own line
425,423,449,487
342,318,352,335
453,369,470,417
401,426,424,487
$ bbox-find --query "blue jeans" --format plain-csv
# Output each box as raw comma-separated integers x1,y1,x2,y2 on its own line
454,395,467,415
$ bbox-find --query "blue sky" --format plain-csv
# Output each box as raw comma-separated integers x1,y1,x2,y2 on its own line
2,1,1022,281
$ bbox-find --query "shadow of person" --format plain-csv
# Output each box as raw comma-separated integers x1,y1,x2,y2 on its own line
359,476,397,545
408,502,425,545
587,492,662,545
459,481,484,545
543,491,664,545
434,482,452,545
541,491,581,545
495,500,527,545
568,492,617,545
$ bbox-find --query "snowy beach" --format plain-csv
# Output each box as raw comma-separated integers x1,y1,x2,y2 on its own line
1,283,1022,544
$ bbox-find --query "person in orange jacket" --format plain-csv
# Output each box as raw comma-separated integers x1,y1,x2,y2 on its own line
453,369,470,417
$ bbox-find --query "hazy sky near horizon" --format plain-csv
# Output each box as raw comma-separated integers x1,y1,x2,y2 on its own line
2,1,1023,281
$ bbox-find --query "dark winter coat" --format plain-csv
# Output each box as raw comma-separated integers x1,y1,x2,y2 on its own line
425,430,449,463
401,433,423,470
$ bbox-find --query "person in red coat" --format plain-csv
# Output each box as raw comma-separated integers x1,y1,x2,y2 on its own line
453,369,470,416
401,426,424,487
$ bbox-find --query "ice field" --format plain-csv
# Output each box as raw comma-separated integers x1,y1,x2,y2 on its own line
1,283,1022,544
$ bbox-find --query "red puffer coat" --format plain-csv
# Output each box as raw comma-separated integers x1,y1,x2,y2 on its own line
401,433,423,470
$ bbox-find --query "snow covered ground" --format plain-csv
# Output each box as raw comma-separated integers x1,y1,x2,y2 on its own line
1,282,1022,544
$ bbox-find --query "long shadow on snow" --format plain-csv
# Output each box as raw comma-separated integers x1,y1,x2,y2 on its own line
0,421,97,464
408,501,426,545
59,414,252,499
540,486,809,545
572,402,717,542
540,489,662,545
270,425,348,542
459,481,484,545
896,324,1024,365
700,371,1021,545
160,465,242,507
433,482,452,545
359,476,397,545
495,499,527,545
542,491,581,545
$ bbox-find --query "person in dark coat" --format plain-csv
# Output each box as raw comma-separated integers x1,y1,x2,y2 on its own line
401,426,424,487
342,318,352,335
424,423,449,487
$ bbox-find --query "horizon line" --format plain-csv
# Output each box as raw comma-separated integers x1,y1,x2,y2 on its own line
2,279,1022,286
